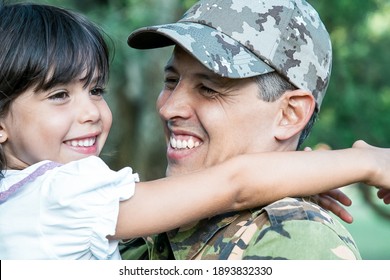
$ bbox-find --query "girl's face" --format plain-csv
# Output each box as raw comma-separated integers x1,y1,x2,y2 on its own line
0,77,112,169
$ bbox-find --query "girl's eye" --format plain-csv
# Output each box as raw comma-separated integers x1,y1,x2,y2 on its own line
48,91,69,100
90,87,106,96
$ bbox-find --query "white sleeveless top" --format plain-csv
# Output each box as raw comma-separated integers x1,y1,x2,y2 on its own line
0,156,138,260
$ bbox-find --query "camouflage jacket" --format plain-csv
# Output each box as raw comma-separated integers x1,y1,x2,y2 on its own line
120,197,361,260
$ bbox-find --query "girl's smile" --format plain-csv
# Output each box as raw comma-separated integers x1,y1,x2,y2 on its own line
64,135,99,155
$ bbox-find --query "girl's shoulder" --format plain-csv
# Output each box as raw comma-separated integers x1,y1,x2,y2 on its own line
43,156,139,199
59,156,106,174
2,156,138,205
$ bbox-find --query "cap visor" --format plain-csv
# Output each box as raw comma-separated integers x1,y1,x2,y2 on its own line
128,22,274,78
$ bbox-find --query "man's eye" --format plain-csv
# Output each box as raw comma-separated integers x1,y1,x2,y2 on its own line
200,86,218,98
164,77,178,90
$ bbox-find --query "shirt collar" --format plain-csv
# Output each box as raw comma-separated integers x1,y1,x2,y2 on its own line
167,212,240,259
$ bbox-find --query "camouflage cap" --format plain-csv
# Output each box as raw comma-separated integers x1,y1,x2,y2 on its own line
128,0,332,108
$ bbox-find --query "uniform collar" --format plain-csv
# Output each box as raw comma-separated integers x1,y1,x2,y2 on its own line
167,212,240,259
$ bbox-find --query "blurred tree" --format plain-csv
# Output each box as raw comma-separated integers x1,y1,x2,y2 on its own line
308,0,390,150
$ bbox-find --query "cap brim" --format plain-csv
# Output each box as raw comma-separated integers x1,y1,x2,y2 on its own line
128,22,274,78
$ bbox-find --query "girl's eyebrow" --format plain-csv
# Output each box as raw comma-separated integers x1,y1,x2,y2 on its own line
80,74,106,88
34,75,101,93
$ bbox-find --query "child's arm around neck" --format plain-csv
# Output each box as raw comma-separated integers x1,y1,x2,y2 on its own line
111,140,390,239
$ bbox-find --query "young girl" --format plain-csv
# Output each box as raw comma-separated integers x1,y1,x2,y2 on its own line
0,2,389,260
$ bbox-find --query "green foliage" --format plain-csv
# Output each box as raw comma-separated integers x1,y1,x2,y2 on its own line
306,0,390,150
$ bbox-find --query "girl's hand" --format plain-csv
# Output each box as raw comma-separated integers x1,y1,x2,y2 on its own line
353,140,390,189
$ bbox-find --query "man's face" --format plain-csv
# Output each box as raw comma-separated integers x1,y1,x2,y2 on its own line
157,47,282,176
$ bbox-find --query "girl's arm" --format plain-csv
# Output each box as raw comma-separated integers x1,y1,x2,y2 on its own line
112,140,390,239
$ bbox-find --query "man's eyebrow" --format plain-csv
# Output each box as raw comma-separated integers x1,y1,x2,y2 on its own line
194,72,233,88
165,65,227,84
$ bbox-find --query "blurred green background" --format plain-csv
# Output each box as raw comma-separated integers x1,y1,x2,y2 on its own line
20,0,390,259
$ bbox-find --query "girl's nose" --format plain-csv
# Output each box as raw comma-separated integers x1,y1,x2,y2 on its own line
77,97,101,124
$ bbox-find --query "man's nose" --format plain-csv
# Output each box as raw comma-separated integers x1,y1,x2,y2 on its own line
157,85,193,121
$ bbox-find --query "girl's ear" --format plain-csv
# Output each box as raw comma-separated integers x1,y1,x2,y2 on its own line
274,89,315,141
0,124,8,144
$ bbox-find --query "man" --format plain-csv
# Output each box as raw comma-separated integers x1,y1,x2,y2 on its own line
124,0,361,259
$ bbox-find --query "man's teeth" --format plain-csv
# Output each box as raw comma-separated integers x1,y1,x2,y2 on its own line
170,137,200,150
67,138,96,147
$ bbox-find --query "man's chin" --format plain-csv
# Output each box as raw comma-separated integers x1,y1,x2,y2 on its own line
166,165,202,177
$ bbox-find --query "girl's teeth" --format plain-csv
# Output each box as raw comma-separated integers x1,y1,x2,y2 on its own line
68,138,95,147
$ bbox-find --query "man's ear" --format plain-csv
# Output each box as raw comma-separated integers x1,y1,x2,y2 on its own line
274,89,315,141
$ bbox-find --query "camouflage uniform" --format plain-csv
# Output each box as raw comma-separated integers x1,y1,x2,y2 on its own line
124,0,361,260
119,237,149,260
120,198,361,260
145,198,361,260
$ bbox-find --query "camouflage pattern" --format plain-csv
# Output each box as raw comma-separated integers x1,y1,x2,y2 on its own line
141,198,361,260
119,238,149,260
128,0,332,109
